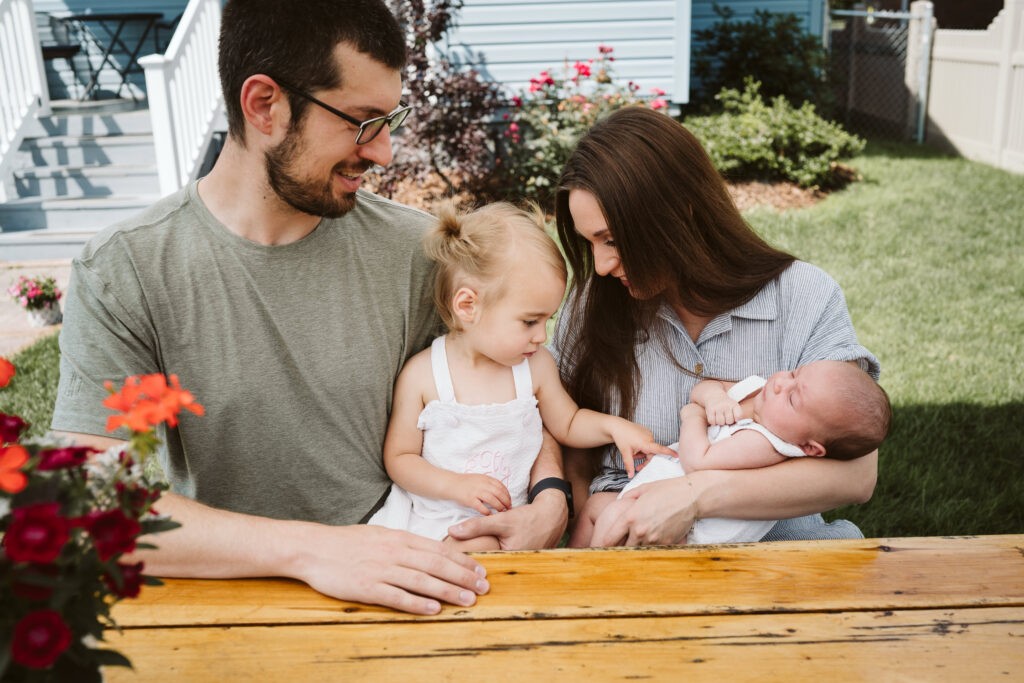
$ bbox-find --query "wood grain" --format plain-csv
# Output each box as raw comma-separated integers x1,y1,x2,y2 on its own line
111,535,1024,627
104,606,1024,682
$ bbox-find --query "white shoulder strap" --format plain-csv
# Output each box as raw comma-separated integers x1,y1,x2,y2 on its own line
727,375,767,402
511,357,533,400
430,336,457,402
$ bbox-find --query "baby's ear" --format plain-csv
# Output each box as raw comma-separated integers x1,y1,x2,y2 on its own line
801,440,827,457
453,286,479,324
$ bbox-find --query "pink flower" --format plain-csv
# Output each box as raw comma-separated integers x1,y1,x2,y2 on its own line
509,122,519,132
573,61,592,79
11,610,73,669
598,44,614,54
651,98,668,110
650,87,666,96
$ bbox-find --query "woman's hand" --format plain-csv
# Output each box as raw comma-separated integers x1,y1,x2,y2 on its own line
590,476,701,546
453,473,512,515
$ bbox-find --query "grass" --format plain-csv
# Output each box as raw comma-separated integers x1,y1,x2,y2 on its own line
2,140,1022,538
745,140,1024,537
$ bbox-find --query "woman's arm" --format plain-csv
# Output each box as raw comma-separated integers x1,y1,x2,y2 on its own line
594,451,877,546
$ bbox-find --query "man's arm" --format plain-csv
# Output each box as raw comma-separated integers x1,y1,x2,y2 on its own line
56,431,490,615
446,428,568,549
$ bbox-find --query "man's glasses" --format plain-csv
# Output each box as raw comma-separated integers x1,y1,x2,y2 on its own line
273,77,411,145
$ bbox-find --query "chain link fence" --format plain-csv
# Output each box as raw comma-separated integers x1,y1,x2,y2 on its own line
827,6,933,141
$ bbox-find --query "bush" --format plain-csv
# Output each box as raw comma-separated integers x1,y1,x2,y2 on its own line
496,45,668,209
684,79,865,188
691,4,831,111
375,1,504,200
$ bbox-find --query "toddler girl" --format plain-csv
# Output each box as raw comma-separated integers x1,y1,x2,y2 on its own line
369,201,671,551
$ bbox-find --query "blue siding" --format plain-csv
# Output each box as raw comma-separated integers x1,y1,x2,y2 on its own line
449,0,824,103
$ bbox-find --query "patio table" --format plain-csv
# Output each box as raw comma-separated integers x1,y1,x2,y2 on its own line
65,12,162,101
106,535,1024,680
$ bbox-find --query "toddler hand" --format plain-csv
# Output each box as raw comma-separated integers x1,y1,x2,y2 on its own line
454,473,512,516
611,420,675,478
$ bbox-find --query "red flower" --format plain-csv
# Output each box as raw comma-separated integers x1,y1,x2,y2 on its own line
598,44,614,54
3,502,70,563
1,443,30,493
0,412,28,444
104,561,145,598
37,445,98,471
0,356,14,387
80,509,141,560
116,481,160,515
11,610,73,669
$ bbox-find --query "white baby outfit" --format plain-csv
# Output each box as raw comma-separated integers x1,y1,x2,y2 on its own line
620,375,806,545
369,336,542,540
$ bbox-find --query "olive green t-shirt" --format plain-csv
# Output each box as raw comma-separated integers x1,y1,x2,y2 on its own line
52,183,439,525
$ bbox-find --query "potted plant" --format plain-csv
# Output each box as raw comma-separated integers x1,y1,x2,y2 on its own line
1,358,202,681
7,276,63,327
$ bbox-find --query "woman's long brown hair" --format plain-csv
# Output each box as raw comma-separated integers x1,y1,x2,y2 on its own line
554,107,795,418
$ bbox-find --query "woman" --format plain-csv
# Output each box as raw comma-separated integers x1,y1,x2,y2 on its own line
552,107,879,546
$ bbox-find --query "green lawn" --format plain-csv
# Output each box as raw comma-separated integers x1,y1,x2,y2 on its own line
746,140,1024,537
2,140,1022,538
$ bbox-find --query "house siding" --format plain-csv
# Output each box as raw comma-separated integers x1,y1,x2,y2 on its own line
447,0,824,103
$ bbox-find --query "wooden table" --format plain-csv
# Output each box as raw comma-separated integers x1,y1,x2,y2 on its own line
106,535,1024,681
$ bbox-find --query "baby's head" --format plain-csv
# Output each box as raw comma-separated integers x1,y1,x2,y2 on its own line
754,360,892,460
424,201,568,335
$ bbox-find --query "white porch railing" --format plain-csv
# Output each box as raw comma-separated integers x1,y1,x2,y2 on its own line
139,0,223,197
0,0,49,203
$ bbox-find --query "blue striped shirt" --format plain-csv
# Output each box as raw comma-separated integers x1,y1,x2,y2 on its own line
550,261,880,493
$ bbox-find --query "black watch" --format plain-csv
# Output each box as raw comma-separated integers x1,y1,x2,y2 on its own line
528,477,574,518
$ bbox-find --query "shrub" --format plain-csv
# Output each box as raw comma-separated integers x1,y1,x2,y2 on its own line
375,1,504,200
691,4,831,111
684,79,865,188
496,45,668,209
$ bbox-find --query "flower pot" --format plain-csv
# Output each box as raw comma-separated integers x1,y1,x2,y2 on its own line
26,301,62,327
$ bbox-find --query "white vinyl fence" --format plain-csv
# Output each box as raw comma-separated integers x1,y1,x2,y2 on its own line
927,0,1024,173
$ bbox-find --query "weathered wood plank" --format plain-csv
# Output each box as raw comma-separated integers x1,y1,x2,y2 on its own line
111,535,1024,627
105,606,1024,681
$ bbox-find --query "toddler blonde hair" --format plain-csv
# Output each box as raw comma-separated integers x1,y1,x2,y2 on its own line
424,201,567,332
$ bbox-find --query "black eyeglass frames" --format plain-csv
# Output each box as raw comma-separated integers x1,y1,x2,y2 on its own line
272,77,411,145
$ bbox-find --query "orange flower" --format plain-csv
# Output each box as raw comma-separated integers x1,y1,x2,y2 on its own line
103,374,204,433
0,443,29,493
0,357,14,388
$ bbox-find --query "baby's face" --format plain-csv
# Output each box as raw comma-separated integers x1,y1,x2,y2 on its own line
751,362,847,451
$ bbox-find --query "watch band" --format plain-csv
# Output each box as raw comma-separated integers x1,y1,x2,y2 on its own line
528,477,574,518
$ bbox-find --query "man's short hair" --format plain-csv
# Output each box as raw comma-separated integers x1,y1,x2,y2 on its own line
218,0,406,142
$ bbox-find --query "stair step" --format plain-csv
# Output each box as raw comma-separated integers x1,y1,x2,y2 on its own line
26,102,154,138
0,228,96,261
0,195,159,231
14,165,160,198
19,134,156,167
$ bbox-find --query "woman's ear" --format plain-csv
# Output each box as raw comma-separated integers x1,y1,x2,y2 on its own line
453,287,479,325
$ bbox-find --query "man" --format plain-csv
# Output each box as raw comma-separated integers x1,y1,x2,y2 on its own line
52,0,568,615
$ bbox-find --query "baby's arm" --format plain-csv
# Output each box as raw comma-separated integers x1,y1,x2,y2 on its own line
531,349,673,477
383,352,512,515
678,404,787,472
690,378,741,425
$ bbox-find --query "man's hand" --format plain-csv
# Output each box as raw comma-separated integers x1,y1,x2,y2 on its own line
445,488,568,550
452,473,512,515
291,523,490,615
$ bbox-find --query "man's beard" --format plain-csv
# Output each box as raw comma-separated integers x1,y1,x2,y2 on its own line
264,128,369,218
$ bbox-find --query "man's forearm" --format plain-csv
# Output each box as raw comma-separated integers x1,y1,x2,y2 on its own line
128,491,306,579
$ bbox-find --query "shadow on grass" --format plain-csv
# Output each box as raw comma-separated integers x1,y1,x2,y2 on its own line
829,401,1024,538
